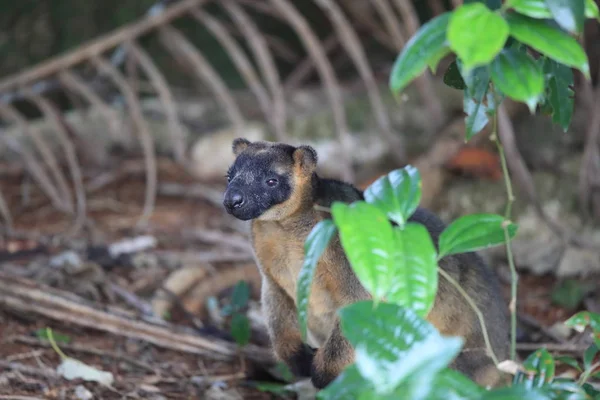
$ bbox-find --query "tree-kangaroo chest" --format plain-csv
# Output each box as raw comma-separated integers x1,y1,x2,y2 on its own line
251,219,337,345
251,221,308,300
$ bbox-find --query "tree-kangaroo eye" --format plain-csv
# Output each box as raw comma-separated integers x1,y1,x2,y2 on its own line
266,178,278,187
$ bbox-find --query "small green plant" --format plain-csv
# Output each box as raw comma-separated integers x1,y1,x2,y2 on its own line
295,1,600,399
222,280,252,347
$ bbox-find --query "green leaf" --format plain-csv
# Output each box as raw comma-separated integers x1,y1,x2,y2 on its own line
516,348,555,388
565,311,600,348
354,334,463,397
507,0,599,20
316,365,372,400
547,380,589,400
564,311,600,332
583,344,598,371
554,355,582,372
551,279,587,310
428,46,452,73
430,368,486,399
543,58,574,132
363,165,421,227
390,13,451,94
586,0,600,20
485,386,552,399
339,301,437,363
506,13,590,78
221,280,250,317
387,223,438,317
438,214,518,258
364,165,421,226
464,98,489,140
490,48,544,112
507,0,554,18
297,219,337,340
340,302,462,396
443,61,467,90
254,382,294,395
331,202,394,302
230,313,251,346
460,65,491,140
231,280,250,309
448,3,509,72
545,0,585,34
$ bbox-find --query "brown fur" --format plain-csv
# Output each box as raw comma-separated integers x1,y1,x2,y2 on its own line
226,139,510,389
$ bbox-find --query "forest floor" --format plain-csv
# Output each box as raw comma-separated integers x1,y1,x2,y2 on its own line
0,155,598,399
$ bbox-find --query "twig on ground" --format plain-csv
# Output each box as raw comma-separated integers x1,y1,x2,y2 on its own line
0,273,273,365
8,335,156,373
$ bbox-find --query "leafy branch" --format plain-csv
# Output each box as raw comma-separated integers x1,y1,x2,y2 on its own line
291,0,600,399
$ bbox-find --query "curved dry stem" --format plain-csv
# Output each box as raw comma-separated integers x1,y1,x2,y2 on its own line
0,185,13,234
341,2,397,50
158,25,245,134
391,0,420,37
221,0,287,141
391,0,444,128
58,70,122,142
438,268,500,367
0,0,209,95
269,0,354,182
23,92,88,233
0,104,74,213
313,0,403,162
92,55,157,227
1,137,70,214
126,40,187,163
284,35,339,92
372,0,406,49
190,8,277,139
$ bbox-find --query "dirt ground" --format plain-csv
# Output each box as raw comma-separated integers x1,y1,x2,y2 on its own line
0,156,598,399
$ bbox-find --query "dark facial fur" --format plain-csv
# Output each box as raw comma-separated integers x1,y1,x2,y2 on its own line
223,139,316,221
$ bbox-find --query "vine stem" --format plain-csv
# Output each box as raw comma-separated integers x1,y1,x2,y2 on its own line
490,90,518,362
438,268,500,367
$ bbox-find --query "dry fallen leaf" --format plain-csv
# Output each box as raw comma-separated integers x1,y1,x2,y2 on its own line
57,357,114,386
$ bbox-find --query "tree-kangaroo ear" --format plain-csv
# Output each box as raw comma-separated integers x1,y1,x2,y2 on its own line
232,138,251,156
293,145,318,175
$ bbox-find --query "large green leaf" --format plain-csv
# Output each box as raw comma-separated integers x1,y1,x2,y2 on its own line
490,48,545,112
507,0,599,20
545,0,585,33
363,165,421,227
296,219,337,340
331,202,394,301
390,13,451,94
506,13,590,78
514,348,555,388
316,365,371,400
438,213,518,258
387,223,438,317
339,301,462,396
429,369,486,399
448,3,509,72
542,58,574,132
354,334,463,397
339,301,437,362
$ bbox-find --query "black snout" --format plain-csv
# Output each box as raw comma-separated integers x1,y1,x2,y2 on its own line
224,189,245,212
